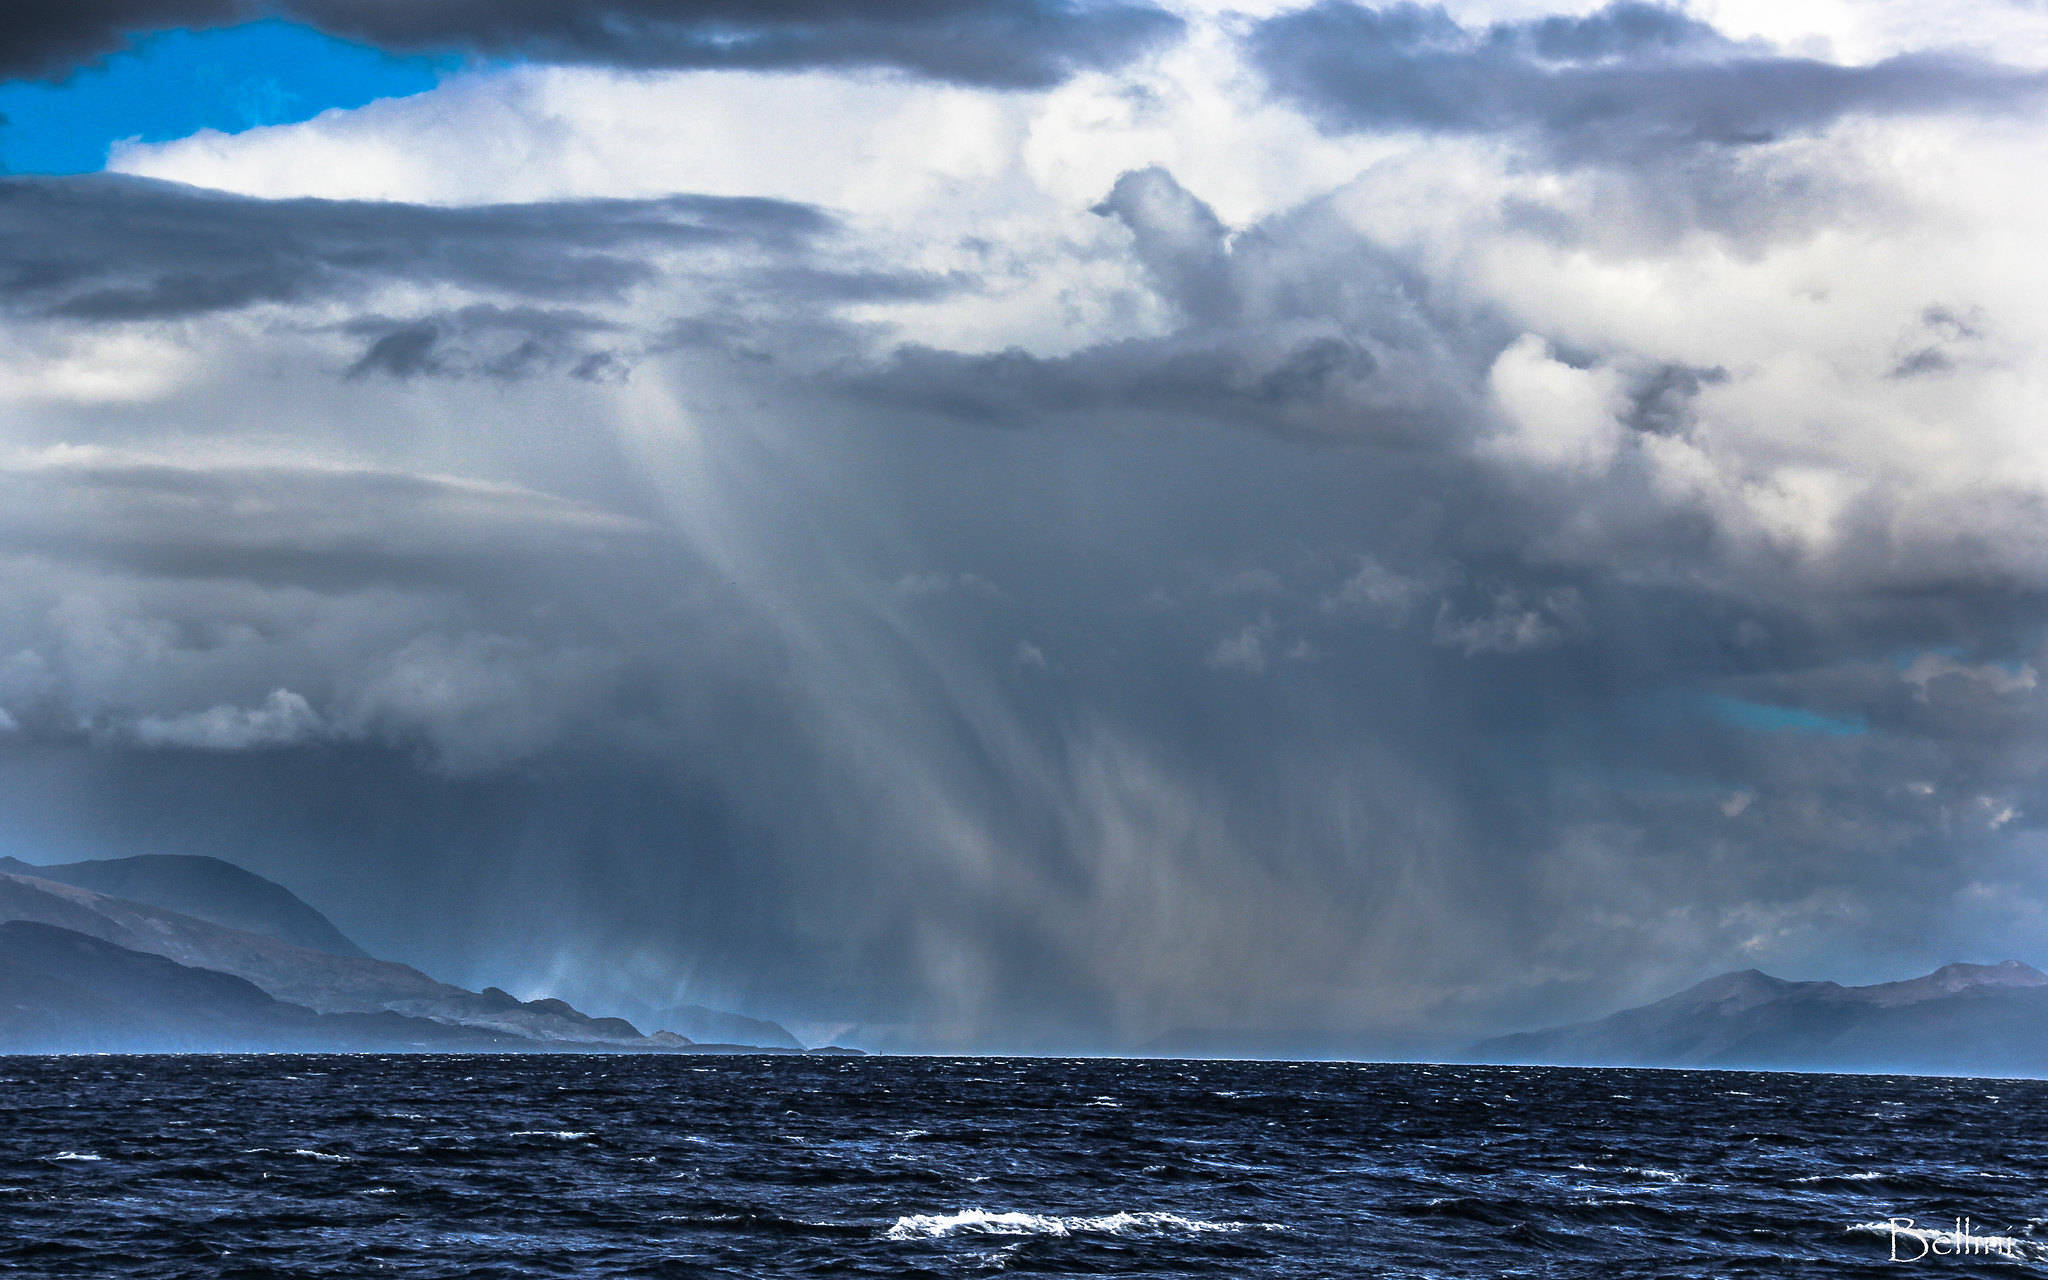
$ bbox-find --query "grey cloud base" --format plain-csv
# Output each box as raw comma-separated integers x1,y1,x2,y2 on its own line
0,0,1184,88
1248,1,2048,160
0,175,831,322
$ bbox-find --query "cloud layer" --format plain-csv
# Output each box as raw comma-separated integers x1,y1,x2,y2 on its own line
1249,1,2048,160
2,0,1184,87
3,0,2048,1052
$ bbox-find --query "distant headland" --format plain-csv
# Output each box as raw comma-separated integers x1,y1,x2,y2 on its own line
1471,960,2048,1076
0,853,854,1055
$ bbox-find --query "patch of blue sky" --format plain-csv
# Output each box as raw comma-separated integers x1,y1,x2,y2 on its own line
1703,695,1868,737
0,21,460,175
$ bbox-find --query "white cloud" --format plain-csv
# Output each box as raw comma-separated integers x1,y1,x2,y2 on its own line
1902,653,2040,700
88,7,2048,596
1204,615,1274,675
342,634,611,775
130,688,326,750
109,26,1384,224
1432,589,1580,656
102,20,1403,365
1320,556,1431,623
1693,0,2048,65
0,330,200,407
1485,334,1627,475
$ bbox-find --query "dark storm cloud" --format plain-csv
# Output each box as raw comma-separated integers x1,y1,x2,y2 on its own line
751,265,970,304
0,0,241,79
1091,167,1236,327
854,336,1392,431
348,324,444,379
0,174,832,320
292,0,1186,89
771,163,2048,1042
1619,363,1725,436
3,134,2047,1056
341,305,627,381
0,0,1183,89
1888,305,1987,380
1246,1,2048,159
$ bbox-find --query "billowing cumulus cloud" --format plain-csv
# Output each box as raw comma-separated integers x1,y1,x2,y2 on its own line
1,0,2048,1054
130,687,324,749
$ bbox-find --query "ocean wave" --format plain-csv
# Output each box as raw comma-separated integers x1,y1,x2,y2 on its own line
1568,1163,1683,1183
658,1210,873,1238
290,1149,353,1163
884,1209,1284,1241
46,1152,104,1163
509,1130,594,1140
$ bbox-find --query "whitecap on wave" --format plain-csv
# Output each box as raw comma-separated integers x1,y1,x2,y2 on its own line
884,1209,1283,1241
1568,1162,1682,1183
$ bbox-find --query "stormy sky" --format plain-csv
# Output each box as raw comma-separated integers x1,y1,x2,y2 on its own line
3,0,2048,1053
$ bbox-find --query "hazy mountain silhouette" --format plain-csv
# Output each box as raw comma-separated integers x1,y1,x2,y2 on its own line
0,861,823,1053
0,853,368,958
1473,961,2048,1075
0,919,585,1053
598,1000,803,1050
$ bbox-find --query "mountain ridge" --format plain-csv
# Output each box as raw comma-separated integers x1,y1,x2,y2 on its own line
0,853,369,958
1473,960,2048,1075
0,920,631,1053
0,858,824,1054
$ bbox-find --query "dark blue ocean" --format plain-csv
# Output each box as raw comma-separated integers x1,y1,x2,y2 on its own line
2,1055,2041,1277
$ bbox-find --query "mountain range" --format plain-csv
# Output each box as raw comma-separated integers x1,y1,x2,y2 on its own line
17,847,2035,1072
0,854,833,1055
1472,960,2048,1075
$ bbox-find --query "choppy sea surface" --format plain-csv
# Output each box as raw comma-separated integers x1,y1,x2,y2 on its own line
2,1055,2043,1277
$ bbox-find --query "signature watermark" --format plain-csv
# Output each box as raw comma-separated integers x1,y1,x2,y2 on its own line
1857,1217,2031,1263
